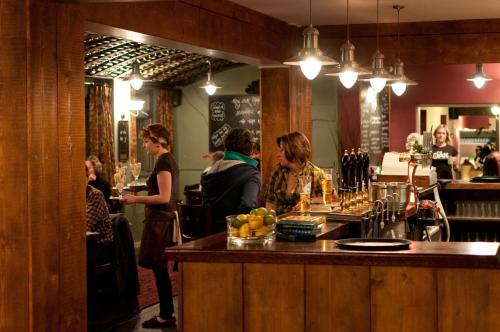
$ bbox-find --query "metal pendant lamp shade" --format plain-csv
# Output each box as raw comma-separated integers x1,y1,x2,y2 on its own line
284,0,338,80
129,60,145,90
388,5,417,96
467,64,492,89
325,0,369,88
360,0,394,93
200,60,221,95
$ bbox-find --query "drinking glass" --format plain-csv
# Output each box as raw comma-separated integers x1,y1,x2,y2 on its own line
321,168,333,205
131,162,141,184
115,182,124,198
298,175,312,213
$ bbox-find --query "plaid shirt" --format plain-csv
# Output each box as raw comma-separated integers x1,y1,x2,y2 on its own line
86,185,114,244
265,161,324,216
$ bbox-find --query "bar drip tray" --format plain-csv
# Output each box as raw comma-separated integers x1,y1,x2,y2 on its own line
335,238,411,251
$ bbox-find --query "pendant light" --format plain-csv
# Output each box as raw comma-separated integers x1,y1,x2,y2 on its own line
360,0,394,93
283,0,338,80
389,5,417,96
325,0,369,88
128,60,145,90
200,60,220,95
467,64,492,89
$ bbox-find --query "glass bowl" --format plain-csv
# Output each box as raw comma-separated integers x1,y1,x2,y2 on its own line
226,214,276,244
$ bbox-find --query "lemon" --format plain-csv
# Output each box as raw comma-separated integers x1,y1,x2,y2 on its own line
231,218,244,229
237,214,249,223
268,209,276,217
255,225,270,237
230,227,239,237
239,223,250,237
264,214,276,226
248,215,264,230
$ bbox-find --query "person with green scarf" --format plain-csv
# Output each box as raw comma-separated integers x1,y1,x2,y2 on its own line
201,128,261,232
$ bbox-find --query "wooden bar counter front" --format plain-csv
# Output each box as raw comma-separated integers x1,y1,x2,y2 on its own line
166,233,500,332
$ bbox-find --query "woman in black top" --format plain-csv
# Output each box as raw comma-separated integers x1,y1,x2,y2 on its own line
432,125,458,179
121,124,178,329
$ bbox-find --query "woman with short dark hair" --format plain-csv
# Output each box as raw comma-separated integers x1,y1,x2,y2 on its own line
483,152,500,176
201,128,261,231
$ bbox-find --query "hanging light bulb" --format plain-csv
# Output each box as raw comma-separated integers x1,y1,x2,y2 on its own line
360,0,394,92
388,5,417,96
491,105,500,116
128,60,145,90
467,64,492,89
200,60,221,95
325,0,369,88
284,0,338,80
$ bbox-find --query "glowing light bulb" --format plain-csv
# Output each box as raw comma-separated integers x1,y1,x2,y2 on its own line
339,70,358,89
472,77,486,89
130,78,143,90
369,77,387,93
204,84,217,95
300,58,322,80
392,82,407,96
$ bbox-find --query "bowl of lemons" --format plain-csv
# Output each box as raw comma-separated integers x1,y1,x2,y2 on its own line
226,207,277,244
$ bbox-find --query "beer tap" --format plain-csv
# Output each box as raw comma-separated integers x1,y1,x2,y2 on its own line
349,148,356,189
341,150,349,191
362,150,370,190
356,148,363,191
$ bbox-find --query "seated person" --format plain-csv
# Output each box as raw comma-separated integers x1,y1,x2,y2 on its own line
265,131,331,216
86,155,111,207
86,163,114,262
201,128,261,232
202,150,224,175
482,152,500,176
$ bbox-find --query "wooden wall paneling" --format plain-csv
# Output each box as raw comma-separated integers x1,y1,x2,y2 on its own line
260,68,290,201
370,266,437,332
437,268,500,332
182,262,243,332
244,263,304,332
289,67,312,140
82,1,295,64
29,1,61,330
0,1,30,331
338,86,361,152
57,3,87,331
306,265,371,332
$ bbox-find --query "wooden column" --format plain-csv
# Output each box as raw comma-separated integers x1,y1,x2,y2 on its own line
260,67,311,197
0,2,86,331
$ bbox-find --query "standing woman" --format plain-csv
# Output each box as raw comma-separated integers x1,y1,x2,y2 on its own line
121,124,178,328
432,124,458,180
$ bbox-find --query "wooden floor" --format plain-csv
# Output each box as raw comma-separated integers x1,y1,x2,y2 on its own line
105,299,178,332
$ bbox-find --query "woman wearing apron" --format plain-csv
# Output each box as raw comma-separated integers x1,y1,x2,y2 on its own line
121,123,179,328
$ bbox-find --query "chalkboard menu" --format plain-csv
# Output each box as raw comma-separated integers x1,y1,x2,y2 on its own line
359,84,390,163
208,95,260,152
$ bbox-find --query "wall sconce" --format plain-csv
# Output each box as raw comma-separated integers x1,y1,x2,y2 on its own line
128,60,145,90
200,60,220,95
325,0,369,88
283,0,338,80
467,64,492,89
491,105,500,116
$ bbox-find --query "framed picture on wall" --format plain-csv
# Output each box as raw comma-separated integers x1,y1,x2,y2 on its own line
118,120,129,162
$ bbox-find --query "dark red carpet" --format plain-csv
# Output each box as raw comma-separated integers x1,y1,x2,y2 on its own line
138,261,178,310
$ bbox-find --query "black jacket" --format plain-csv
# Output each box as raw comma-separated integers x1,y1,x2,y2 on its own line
201,160,261,231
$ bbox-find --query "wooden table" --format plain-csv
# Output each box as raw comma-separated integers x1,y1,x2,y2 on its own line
166,234,500,332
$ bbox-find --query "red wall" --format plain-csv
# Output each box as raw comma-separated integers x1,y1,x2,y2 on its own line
340,64,500,151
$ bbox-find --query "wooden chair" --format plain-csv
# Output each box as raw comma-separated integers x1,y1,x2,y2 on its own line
176,201,213,243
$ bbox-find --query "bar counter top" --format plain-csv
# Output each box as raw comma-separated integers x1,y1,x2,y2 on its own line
166,231,500,269
442,180,500,190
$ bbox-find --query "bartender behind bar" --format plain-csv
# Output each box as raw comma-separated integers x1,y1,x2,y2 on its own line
431,125,458,179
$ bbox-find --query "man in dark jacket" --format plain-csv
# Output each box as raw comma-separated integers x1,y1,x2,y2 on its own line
201,128,261,232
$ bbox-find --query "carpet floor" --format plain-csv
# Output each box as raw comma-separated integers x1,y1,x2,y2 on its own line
137,261,178,310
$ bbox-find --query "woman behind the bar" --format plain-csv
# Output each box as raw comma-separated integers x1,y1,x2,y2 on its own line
432,124,458,179
265,131,330,215
121,124,178,329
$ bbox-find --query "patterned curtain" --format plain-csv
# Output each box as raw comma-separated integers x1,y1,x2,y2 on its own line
156,87,174,152
88,83,115,186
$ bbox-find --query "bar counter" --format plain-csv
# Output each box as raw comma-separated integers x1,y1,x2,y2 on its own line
167,232,500,332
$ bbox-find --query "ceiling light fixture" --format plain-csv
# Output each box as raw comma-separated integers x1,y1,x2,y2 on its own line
325,0,369,88
467,64,492,89
200,60,220,95
284,0,338,80
361,0,394,93
128,60,145,90
389,5,417,96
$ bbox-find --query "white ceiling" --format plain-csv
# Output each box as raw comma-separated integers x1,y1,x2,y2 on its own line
231,0,500,26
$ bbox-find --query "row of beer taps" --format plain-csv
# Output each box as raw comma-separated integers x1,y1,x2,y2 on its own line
364,193,401,238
